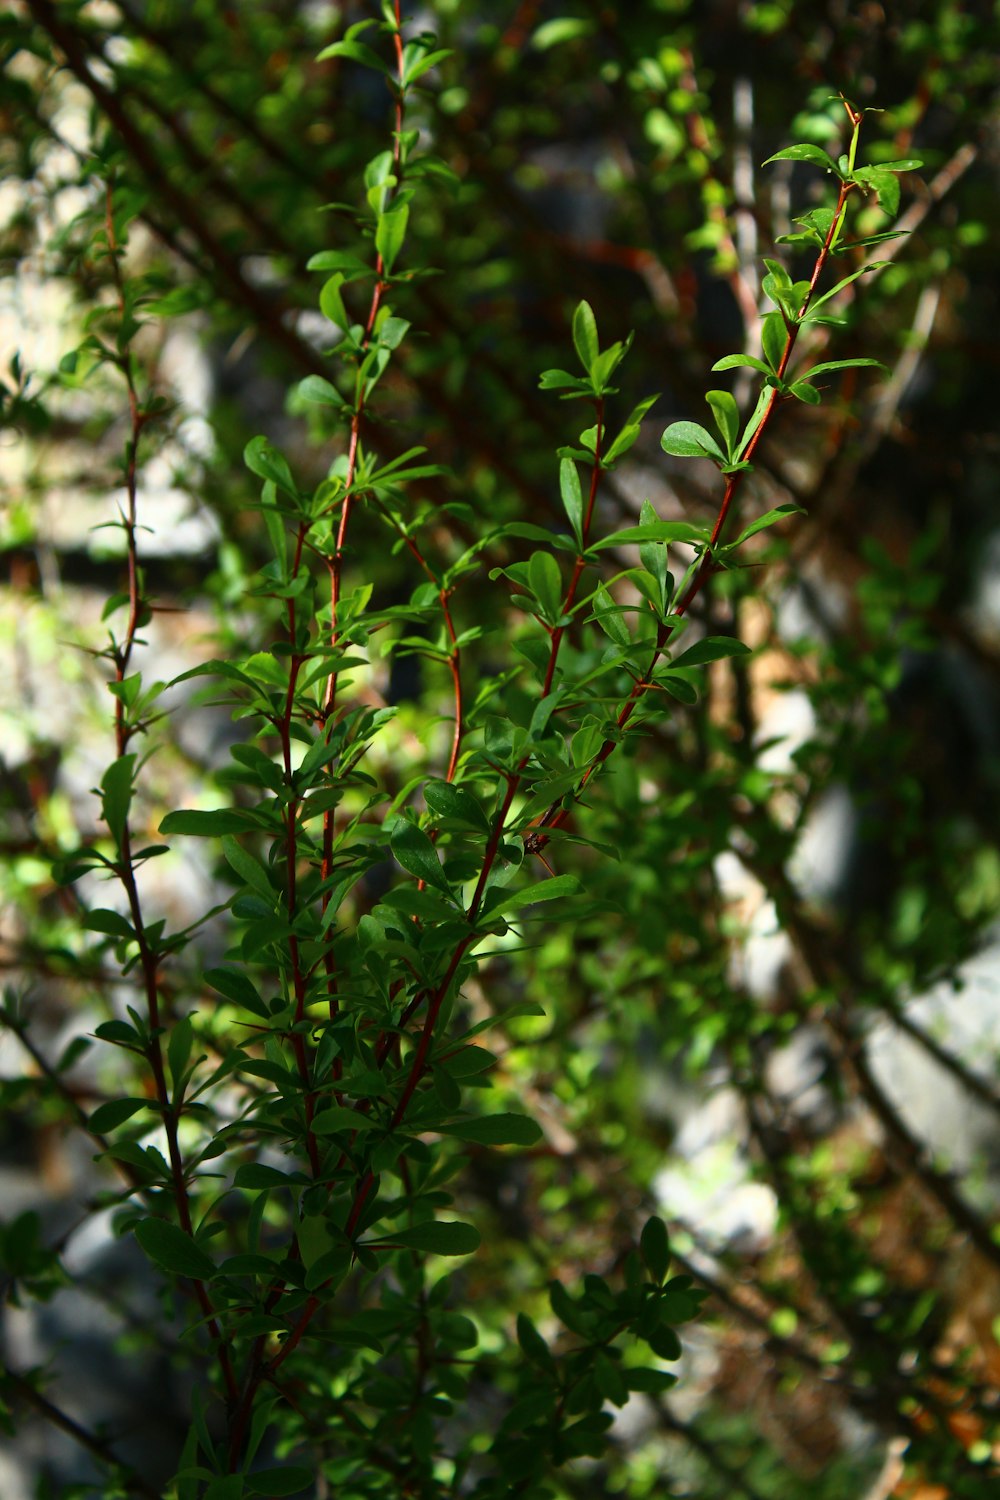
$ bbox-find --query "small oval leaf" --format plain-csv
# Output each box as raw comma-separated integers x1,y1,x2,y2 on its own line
134,1218,216,1281
381,1220,481,1256
437,1113,542,1146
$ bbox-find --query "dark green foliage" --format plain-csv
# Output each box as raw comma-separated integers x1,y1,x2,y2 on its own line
2,3,999,1498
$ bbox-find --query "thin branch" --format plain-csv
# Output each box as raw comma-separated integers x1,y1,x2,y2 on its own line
0,1364,161,1500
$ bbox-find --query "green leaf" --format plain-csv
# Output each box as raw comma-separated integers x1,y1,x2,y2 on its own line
594,1350,629,1407
305,249,371,276
660,421,726,465
381,1220,481,1255
484,715,519,765
640,1215,670,1283
424,781,491,833
602,424,638,464
539,368,589,392
168,1015,194,1091
670,636,751,669
792,205,835,238
88,1097,149,1133
876,157,923,173
647,1324,683,1360
589,521,704,551
711,353,771,375
297,375,345,407
57,1036,91,1073
134,1219,215,1281
436,1113,542,1146
762,255,794,291
204,967,269,1018
319,274,348,328
244,437,296,497
403,46,454,87
517,1312,554,1367
734,503,805,545
233,1164,309,1190
242,652,287,688
375,203,409,274
533,17,595,49
377,315,410,350
340,1067,390,1100
390,818,451,893
94,1019,143,1048
788,380,821,404
572,300,599,373
705,390,739,458
804,357,888,379
160,809,256,836
854,166,900,217
436,1045,496,1079
625,1367,677,1393
591,584,631,646
659,1275,702,1322
762,272,802,320
808,261,890,312
549,1279,592,1336
623,392,659,427
655,673,698,705
484,873,580,917
100,755,135,847
763,142,841,175
221,836,274,900
311,1105,375,1135
83,909,135,940
528,550,563,621
316,38,392,74
637,500,671,612
559,457,584,546
604,393,657,466
833,231,906,255
760,311,787,372
736,385,772,461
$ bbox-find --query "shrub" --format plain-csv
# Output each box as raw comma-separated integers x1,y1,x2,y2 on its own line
2,4,999,1497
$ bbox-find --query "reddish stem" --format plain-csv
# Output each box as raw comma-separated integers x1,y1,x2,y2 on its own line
103,183,237,1405
278,522,321,1177
319,6,407,968
392,522,466,783
269,400,611,1377
228,4,410,1461
539,175,855,836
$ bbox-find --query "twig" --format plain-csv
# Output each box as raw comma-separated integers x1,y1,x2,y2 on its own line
0,1363,161,1500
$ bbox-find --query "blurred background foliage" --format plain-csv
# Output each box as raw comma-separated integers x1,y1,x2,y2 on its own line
2,1,1000,1496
